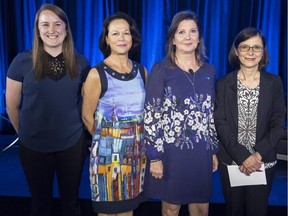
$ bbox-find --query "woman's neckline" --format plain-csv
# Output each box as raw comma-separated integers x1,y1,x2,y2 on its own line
103,59,133,74
103,60,138,81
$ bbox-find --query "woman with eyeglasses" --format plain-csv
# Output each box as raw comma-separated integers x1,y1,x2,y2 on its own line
214,27,286,216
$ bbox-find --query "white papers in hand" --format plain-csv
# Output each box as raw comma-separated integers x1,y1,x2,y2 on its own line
227,164,267,187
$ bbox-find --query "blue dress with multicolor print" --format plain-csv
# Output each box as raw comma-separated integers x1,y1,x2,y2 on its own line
90,61,146,213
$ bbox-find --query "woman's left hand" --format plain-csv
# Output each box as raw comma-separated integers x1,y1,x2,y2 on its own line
212,154,218,172
150,160,164,179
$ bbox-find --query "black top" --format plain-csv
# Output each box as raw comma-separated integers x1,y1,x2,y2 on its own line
7,50,91,152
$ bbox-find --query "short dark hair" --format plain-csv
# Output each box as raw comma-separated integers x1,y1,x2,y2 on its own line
166,10,207,67
99,12,141,58
229,27,269,71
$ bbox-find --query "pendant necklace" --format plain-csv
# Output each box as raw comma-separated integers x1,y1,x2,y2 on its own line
176,58,198,101
182,69,203,113
183,70,196,92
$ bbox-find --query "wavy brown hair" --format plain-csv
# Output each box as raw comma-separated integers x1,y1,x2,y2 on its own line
32,4,77,80
166,10,207,67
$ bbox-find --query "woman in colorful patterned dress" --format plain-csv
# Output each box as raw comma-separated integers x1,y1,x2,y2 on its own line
214,27,286,216
143,11,218,216
82,12,147,216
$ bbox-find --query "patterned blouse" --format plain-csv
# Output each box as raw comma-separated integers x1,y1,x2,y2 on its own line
237,79,276,169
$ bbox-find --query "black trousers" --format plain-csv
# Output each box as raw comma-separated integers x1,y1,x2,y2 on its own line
19,132,87,216
219,162,276,216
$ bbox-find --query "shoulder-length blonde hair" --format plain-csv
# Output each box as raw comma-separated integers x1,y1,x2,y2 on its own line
32,4,77,80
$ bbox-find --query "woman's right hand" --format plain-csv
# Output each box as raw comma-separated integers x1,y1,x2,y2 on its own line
150,160,164,179
240,154,262,175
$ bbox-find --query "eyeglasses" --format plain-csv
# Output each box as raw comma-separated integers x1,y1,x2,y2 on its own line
238,45,263,52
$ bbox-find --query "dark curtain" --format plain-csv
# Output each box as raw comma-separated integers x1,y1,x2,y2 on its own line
0,0,287,116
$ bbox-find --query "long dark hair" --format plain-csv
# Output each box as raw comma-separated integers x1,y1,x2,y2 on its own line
32,4,77,80
99,12,141,58
229,27,269,71
166,10,207,67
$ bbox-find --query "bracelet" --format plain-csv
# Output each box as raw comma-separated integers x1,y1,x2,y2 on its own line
150,159,161,163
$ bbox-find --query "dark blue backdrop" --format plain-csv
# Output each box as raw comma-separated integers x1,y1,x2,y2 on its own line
0,0,287,117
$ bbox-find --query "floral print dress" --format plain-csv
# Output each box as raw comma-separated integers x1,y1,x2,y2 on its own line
144,59,218,204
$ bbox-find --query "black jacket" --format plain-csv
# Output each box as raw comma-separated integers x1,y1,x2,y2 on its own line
214,70,286,165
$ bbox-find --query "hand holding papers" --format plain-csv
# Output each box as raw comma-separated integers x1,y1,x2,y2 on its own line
227,163,266,187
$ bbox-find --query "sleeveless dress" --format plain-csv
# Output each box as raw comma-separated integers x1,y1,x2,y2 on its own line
89,61,147,213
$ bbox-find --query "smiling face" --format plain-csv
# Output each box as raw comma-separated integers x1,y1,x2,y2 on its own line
106,19,132,56
236,35,264,70
38,10,66,54
173,19,199,55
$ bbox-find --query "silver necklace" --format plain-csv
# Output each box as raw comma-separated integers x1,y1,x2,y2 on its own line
182,70,197,101
183,70,196,86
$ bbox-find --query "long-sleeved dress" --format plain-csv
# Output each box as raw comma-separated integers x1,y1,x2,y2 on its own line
89,61,147,213
144,59,218,204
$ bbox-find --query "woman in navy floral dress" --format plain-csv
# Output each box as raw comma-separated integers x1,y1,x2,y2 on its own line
144,11,218,216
